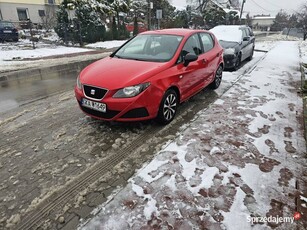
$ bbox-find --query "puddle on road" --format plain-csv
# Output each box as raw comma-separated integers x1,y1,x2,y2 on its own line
0,69,78,114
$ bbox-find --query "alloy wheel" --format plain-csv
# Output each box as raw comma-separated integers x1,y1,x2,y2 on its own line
163,93,177,121
157,89,178,124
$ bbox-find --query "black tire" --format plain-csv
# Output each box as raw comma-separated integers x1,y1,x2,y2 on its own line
156,89,178,125
209,65,223,89
247,47,254,61
233,53,241,71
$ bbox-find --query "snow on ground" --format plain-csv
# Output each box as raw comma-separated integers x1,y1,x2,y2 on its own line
1,46,90,61
79,41,306,229
0,39,125,72
300,40,307,64
85,40,127,49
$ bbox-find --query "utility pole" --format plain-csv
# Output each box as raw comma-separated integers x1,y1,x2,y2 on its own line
240,0,246,24
147,1,153,30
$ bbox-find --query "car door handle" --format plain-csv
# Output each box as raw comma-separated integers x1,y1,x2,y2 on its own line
202,59,207,64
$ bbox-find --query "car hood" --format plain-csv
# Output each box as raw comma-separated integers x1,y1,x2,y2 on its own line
80,57,169,90
219,40,240,49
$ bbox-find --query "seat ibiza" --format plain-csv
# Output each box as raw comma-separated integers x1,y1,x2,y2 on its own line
75,29,224,124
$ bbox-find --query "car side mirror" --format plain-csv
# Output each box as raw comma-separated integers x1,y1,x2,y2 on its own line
243,36,250,41
184,53,198,67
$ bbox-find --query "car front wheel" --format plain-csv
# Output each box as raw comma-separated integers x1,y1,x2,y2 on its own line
234,53,241,71
156,89,178,125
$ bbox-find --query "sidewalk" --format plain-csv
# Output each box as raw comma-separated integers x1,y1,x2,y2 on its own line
80,41,307,229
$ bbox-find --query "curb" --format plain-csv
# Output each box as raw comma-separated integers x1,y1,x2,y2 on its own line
301,63,307,149
0,56,106,86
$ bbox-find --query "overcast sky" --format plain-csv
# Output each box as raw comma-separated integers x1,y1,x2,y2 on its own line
171,0,306,16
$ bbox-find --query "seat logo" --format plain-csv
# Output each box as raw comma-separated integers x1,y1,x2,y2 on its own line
90,89,95,95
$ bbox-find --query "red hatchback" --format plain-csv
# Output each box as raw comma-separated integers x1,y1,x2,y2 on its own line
75,29,224,124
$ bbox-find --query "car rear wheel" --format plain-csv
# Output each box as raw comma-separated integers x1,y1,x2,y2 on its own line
209,65,223,89
156,89,178,125
247,47,254,61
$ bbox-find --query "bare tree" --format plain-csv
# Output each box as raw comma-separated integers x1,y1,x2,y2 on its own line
228,0,240,9
41,5,57,31
297,4,307,40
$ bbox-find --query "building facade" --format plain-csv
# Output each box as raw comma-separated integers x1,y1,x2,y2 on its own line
251,15,275,31
0,0,61,28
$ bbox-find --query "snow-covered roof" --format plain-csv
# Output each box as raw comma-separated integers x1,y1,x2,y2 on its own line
253,16,275,20
210,0,238,13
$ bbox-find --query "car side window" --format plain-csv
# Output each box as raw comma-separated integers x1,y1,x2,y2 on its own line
177,34,202,63
182,34,202,56
242,29,248,38
248,28,254,36
199,33,214,53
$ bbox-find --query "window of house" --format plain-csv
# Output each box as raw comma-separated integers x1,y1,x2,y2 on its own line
38,10,45,17
48,0,55,4
17,8,28,21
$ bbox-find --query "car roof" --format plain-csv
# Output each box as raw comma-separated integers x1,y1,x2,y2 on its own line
140,28,209,36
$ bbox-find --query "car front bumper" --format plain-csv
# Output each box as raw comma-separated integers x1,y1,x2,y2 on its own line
74,85,163,122
223,55,237,69
0,32,18,41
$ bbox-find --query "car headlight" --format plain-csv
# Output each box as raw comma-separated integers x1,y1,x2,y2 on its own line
223,48,236,56
113,83,150,98
77,75,82,89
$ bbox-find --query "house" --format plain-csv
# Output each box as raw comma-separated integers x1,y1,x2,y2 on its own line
204,0,240,27
251,14,275,31
0,0,61,28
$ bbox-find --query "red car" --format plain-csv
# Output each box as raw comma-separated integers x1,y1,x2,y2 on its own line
126,22,147,33
75,29,224,124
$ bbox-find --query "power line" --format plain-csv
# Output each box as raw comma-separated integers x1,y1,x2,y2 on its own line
262,0,284,9
249,0,278,13
249,0,300,14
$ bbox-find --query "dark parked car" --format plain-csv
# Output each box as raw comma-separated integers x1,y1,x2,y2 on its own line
75,29,224,124
0,21,19,42
210,25,255,70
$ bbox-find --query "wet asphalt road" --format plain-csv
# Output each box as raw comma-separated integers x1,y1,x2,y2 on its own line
0,52,266,229
0,71,77,113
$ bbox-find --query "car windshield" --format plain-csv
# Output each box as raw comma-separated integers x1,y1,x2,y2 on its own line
113,34,183,62
0,22,14,29
210,26,243,43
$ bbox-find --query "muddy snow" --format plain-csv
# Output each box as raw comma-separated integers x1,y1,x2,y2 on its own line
79,41,306,229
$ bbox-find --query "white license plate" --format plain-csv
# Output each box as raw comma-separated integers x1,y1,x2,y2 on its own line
3,30,12,33
82,98,106,112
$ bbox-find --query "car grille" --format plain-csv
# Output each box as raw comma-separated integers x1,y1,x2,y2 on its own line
83,85,108,100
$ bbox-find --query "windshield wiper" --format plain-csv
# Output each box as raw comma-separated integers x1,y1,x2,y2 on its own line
113,54,122,59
